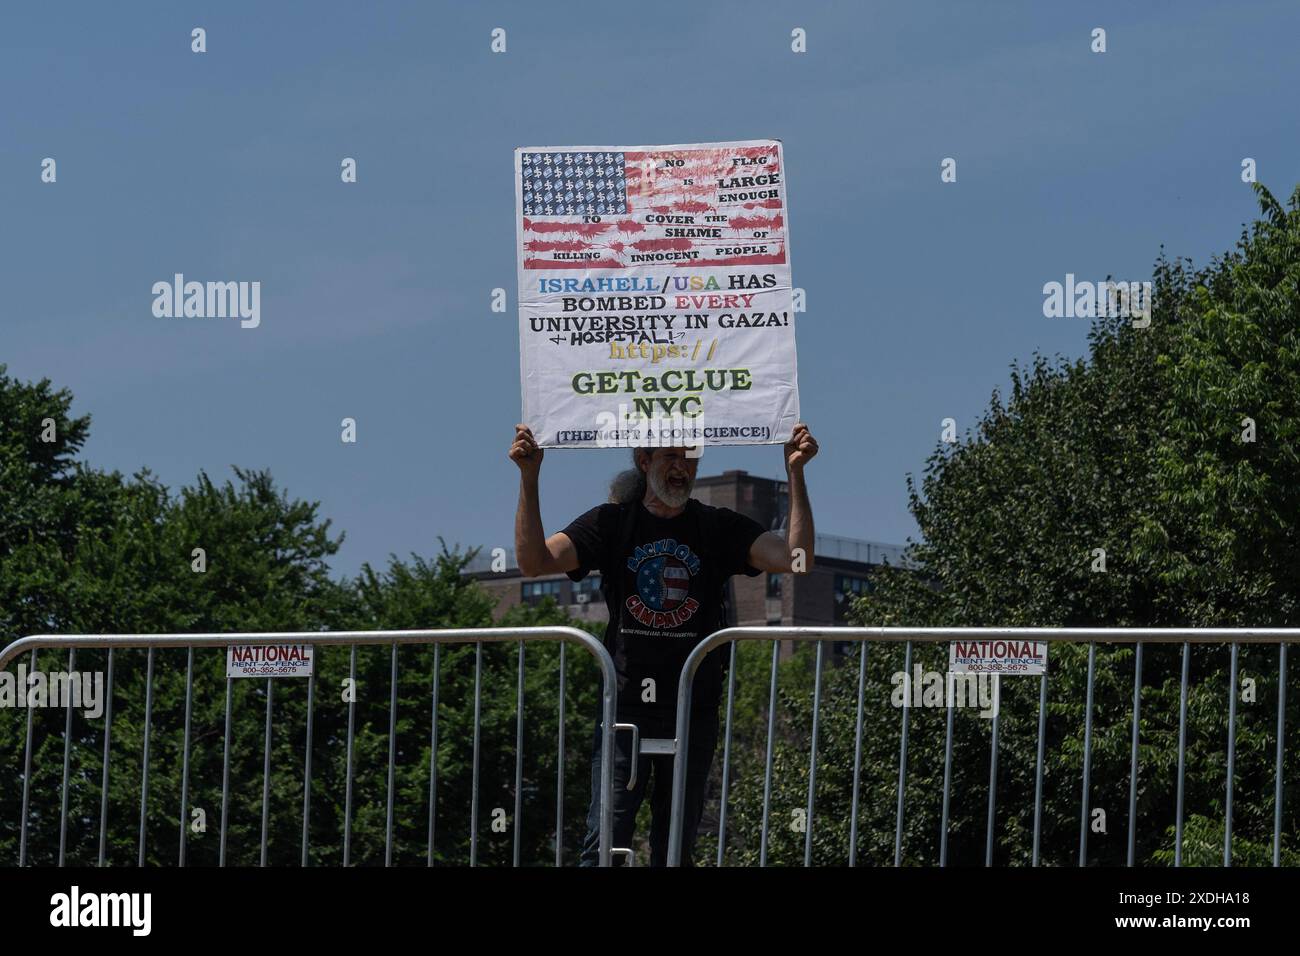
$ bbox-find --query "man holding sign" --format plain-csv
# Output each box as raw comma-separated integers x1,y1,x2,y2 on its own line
511,138,810,864
509,423,818,865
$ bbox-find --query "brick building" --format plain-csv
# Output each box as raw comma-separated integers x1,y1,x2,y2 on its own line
466,470,908,657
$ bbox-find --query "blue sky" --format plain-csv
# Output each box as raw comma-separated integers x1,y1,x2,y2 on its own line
3,0,1298,576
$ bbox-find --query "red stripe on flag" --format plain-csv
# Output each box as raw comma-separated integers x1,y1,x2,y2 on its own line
523,219,615,236
524,257,624,269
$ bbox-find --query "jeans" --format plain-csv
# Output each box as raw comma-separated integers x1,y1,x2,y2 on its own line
578,706,720,867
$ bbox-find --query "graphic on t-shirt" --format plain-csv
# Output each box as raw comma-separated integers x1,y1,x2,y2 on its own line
625,538,702,629
636,555,690,610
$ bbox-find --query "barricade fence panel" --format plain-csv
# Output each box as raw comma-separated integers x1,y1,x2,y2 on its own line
0,628,616,867
9,626,1293,868
672,628,1297,867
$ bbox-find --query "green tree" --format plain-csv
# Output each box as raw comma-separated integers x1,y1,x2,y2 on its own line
0,363,604,865
713,185,1300,866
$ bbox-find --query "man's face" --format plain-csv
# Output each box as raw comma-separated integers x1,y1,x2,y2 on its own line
641,446,699,508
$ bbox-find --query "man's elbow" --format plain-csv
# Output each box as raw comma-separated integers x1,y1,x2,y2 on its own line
516,549,542,577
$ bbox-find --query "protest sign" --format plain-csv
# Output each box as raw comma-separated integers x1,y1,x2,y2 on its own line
515,139,799,448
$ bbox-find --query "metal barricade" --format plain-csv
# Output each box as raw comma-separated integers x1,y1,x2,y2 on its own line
667,627,1293,867
0,627,618,867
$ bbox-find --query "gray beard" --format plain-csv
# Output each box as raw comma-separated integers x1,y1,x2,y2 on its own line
648,470,692,508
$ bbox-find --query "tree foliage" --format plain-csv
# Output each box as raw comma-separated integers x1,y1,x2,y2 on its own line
711,185,1300,866
0,367,602,865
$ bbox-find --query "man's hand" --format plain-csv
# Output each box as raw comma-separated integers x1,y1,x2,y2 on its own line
785,422,818,471
750,424,818,573
509,424,544,480
511,423,578,577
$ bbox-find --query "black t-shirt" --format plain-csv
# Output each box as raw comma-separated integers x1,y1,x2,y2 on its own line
562,498,766,735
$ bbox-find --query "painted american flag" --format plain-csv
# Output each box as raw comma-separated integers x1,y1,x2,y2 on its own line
517,143,788,270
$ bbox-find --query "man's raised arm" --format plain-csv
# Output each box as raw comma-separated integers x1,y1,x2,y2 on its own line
509,424,579,578
748,422,819,573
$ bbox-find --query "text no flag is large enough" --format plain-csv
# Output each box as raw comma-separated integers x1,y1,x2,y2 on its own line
515,140,800,448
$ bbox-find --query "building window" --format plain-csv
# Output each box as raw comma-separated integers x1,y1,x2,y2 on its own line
833,575,872,621
834,575,871,601
572,573,601,604
772,485,789,531
522,580,563,606
766,573,783,598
